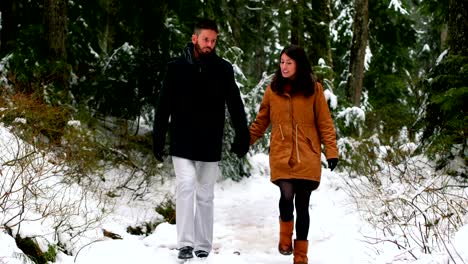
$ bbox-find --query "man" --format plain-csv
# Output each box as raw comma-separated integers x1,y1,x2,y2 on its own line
152,18,250,260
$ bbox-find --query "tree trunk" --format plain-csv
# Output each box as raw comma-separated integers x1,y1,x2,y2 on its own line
309,0,333,66
44,0,69,96
290,0,304,46
448,0,468,56
99,0,117,54
44,0,67,60
223,1,242,47
253,9,267,80
348,0,369,106
0,0,17,56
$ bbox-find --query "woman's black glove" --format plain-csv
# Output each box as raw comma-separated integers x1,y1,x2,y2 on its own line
327,158,338,171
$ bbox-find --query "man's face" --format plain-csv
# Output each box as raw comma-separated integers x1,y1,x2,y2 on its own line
192,29,218,58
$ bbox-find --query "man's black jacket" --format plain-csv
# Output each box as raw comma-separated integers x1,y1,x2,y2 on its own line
153,43,250,162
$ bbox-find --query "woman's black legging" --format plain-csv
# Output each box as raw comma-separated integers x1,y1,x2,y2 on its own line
276,179,320,240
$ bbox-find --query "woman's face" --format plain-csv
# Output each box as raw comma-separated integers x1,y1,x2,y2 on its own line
280,53,297,79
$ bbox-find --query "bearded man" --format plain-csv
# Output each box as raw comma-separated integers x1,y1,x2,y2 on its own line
152,18,250,260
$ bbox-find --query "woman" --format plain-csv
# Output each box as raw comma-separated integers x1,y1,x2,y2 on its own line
249,45,338,264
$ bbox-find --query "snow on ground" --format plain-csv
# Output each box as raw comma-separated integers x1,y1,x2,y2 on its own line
55,153,373,264
1,122,467,264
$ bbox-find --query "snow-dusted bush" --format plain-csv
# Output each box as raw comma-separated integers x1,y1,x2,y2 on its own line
343,149,468,263
219,58,272,181
0,123,118,258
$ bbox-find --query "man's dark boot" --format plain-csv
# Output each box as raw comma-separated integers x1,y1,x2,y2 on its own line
194,250,209,258
178,246,193,259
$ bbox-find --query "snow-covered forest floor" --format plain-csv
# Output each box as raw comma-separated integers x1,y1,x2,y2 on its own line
1,122,467,264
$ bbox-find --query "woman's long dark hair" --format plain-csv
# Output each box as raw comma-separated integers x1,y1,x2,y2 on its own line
271,45,316,97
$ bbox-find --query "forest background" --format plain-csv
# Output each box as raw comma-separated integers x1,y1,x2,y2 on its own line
0,0,467,263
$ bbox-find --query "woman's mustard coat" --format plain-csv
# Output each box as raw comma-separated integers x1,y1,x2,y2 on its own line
249,82,338,183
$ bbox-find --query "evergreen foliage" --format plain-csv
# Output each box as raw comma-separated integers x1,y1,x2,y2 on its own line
0,0,465,179
418,54,468,171
1,2,467,261
364,0,418,140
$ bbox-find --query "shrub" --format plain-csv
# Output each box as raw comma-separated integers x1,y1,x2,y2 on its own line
155,195,176,225
0,92,70,146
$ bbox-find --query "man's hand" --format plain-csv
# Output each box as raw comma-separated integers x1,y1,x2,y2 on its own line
230,132,250,158
231,140,249,158
327,158,338,171
154,151,165,162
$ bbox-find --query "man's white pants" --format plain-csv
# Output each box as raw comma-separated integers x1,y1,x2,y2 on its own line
172,156,219,252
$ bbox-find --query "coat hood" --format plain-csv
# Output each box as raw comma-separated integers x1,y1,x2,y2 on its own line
183,42,195,64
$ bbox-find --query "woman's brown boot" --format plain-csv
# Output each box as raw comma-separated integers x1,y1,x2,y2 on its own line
293,239,308,264
278,218,294,255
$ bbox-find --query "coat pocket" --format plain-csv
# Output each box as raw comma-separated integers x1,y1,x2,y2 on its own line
303,125,320,155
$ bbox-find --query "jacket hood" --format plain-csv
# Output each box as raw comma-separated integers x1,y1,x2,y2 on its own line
183,42,195,64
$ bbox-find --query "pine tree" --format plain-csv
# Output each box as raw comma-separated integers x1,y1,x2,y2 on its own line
363,0,418,139
418,0,468,173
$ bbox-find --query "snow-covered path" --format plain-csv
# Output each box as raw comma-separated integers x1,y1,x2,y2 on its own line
209,154,372,264
65,153,373,264
2,127,468,264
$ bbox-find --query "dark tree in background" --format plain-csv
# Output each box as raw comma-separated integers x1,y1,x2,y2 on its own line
44,0,68,60
0,0,17,56
291,0,305,47
290,0,333,67
43,0,69,96
347,0,368,106
97,0,117,54
363,0,418,138
447,0,468,55
0,0,464,174
419,0,468,170
308,0,333,66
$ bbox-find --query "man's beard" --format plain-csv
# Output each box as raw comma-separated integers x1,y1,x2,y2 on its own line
195,43,214,58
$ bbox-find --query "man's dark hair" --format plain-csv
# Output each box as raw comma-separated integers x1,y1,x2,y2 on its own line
194,18,219,34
